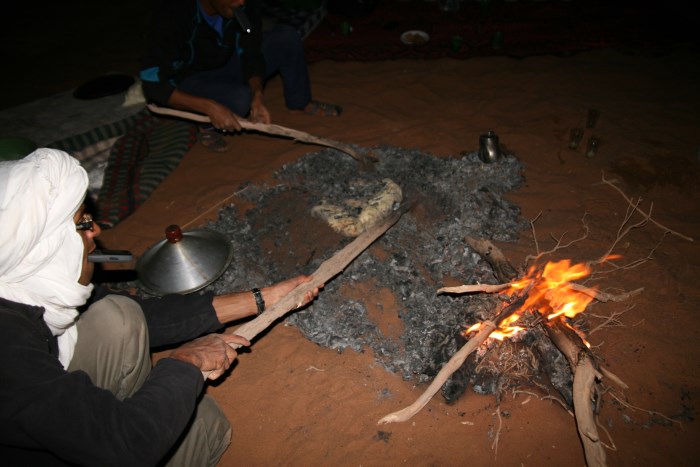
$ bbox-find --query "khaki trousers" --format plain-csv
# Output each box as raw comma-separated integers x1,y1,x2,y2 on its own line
68,294,231,467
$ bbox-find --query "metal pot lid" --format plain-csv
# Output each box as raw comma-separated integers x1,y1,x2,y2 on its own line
136,225,233,296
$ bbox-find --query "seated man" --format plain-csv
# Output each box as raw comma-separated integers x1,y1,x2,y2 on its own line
140,0,341,152
0,148,321,465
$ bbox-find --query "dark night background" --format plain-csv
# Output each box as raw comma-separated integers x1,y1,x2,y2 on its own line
1,1,697,111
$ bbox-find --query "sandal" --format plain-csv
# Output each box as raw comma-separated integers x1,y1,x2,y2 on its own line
302,100,343,117
197,127,228,152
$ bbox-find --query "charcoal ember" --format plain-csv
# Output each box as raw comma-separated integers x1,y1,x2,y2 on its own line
523,328,574,407
442,360,477,402
440,332,477,404
196,146,526,395
289,300,386,353
471,366,501,396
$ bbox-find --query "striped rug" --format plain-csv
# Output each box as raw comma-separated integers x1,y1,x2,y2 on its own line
49,107,196,228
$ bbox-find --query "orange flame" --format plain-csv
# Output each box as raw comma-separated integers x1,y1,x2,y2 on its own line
462,259,598,342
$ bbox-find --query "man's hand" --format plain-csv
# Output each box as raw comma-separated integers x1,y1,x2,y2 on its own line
207,102,243,132
169,333,251,380
262,275,322,309
250,102,271,124
167,89,242,132
248,77,271,124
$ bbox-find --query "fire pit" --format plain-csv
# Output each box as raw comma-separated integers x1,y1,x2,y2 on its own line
205,145,528,389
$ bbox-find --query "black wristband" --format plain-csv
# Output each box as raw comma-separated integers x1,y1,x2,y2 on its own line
251,288,265,314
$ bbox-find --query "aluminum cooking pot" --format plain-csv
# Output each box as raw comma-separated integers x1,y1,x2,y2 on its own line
136,225,233,296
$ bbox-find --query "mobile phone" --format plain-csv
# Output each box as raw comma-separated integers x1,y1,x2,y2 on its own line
88,249,134,263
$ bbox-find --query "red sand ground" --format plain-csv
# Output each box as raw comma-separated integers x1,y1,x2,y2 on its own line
94,49,700,465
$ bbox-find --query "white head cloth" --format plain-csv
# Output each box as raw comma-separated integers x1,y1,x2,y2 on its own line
0,148,93,368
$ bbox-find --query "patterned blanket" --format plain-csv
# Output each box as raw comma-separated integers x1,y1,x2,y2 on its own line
49,108,196,228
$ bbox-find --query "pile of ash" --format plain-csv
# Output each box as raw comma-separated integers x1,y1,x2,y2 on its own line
204,145,530,386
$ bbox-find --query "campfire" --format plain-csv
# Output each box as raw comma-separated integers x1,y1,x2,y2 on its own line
459,259,597,342
379,249,621,467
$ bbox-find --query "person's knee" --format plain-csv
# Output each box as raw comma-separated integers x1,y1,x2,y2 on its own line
164,396,231,467
199,395,232,451
86,295,147,345
71,295,151,397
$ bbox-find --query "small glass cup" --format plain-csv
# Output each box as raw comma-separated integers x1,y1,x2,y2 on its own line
569,128,584,149
585,137,601,158
586,109,600,129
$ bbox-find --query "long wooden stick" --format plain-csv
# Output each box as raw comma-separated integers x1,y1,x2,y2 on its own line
378,292,529,424
147,103,370,162
234,206,405,341
201,206,405,379
545,319,607,467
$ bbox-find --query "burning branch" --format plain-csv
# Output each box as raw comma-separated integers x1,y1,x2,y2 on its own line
378,292,530,425
435,237,523,295
437,283,511,294
567,283,643,303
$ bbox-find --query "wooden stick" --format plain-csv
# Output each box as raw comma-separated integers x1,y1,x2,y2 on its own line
378,321,497,424
147,103,370,162
568,283,644,303
464,236,519,281
234,206,405,341
378,292,529,425
437,283,512,294
201,206,405,379
545,319,607,467
437,237,524,295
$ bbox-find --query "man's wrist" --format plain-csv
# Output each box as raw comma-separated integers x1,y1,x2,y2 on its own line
251,288,265,314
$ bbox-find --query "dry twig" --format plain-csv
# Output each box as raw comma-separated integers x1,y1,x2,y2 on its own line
525,213,590,266
601,174,693,242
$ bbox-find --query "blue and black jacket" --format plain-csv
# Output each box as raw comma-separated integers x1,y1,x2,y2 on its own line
140,0,265,106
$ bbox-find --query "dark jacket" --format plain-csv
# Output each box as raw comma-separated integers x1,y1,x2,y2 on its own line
0,287,223,466
140,0,265,106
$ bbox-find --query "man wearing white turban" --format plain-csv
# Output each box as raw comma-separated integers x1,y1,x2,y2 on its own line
0,149,320,465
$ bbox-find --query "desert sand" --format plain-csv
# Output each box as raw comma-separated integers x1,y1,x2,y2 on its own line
91,48,699,466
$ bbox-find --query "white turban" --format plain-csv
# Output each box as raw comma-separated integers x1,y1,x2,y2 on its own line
0,148,94,368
